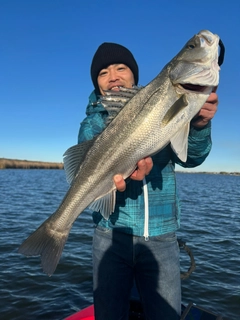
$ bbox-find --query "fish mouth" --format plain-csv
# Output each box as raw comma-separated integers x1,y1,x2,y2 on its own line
180,83,209,92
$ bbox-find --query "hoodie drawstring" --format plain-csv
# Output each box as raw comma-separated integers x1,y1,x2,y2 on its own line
143,178,149,241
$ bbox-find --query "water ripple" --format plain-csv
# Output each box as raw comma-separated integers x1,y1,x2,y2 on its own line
0,170,239,319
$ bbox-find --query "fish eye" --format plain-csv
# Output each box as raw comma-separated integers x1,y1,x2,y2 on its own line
187,44,195,49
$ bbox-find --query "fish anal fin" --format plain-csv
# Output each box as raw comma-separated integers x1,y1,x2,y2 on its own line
170,122,190,162
89,189,116,220
162,94,188,126
63,139,96,185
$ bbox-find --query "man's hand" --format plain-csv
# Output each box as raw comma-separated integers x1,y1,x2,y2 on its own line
191,91,218,128
113,157,153,192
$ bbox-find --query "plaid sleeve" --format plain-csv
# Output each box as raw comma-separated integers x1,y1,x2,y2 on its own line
78,113,106,143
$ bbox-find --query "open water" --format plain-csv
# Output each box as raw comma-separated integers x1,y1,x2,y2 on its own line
0,169,239,320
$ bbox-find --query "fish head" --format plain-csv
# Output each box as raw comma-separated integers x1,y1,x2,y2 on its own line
169,30,221,94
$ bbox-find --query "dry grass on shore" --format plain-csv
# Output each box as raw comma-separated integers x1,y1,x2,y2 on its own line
0,158,64,169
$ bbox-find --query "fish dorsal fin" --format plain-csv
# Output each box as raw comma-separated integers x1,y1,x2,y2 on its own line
63,139,96,185
162,94,188,126
89,189,116,220
100,86,142,125
170,122,190,162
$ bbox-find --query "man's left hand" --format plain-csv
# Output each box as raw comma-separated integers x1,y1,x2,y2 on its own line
191,91,218,128
113,157,153,192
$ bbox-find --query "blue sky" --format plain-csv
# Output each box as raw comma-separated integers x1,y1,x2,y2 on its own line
1,0,239,172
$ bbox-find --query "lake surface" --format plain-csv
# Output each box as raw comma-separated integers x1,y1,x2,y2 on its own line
0,170,239,319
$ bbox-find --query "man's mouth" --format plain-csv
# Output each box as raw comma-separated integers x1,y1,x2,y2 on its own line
109,86,122,91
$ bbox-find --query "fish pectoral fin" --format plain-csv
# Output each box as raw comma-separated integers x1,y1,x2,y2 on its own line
89,189,117,220
170,122,190,162
63,139,96,185
162,94,188,126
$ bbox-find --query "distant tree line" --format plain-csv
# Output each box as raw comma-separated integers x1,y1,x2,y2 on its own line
0,158,64,169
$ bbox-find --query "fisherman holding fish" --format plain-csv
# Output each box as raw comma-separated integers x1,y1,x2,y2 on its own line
78,40,218,319
19,31,222,320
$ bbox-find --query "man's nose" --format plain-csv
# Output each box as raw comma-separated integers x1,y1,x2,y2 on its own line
109,70,119,82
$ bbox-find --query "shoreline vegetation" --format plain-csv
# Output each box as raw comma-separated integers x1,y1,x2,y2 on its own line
0,158,239,175
0,158,63,170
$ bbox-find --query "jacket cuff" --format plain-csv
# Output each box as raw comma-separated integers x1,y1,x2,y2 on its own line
189,121,211,139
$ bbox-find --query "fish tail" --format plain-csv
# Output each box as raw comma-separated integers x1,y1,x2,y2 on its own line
18,221,70,276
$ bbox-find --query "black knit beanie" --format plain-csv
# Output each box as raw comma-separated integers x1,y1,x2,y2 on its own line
91,42,139,93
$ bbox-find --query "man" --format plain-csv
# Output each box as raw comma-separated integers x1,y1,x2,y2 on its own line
78,43,218,320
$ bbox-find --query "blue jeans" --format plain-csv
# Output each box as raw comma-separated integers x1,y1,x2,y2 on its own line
93,227,181,320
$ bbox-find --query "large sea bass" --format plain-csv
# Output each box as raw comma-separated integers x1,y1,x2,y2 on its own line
19,30,222,276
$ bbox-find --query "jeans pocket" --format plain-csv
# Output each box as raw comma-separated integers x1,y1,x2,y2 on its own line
95,225,112,236
153,232,177,243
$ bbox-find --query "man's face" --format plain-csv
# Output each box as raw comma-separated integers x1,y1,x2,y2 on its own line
97,64,135,95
